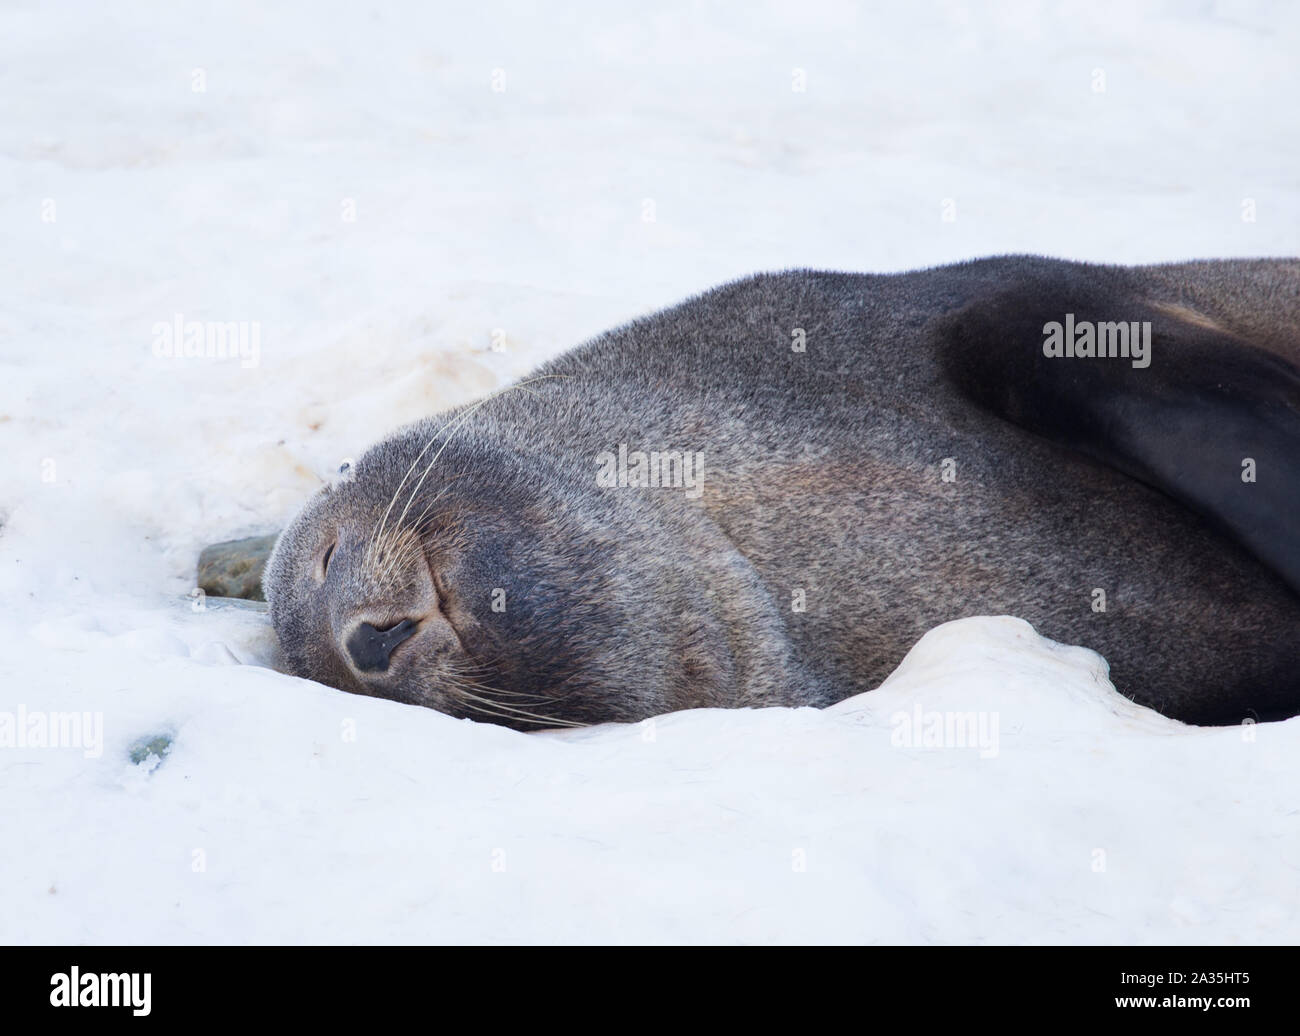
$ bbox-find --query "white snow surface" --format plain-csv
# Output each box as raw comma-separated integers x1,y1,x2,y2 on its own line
1,0,1298,944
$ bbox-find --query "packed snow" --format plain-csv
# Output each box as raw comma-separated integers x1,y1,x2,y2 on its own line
1,0,1297,943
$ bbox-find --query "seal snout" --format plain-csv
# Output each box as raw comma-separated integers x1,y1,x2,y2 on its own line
345,617,420,673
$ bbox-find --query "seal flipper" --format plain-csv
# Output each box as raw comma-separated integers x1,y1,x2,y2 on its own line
939,269,1300,597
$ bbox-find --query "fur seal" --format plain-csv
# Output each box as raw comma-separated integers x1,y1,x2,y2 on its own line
264,256,1300,728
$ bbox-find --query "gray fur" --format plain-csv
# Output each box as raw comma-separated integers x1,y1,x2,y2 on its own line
264,255,1300,728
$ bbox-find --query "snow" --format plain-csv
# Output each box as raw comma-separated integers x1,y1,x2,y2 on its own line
2,0,1298,943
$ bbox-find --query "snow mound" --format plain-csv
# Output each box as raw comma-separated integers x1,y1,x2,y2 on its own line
4,610,1294,944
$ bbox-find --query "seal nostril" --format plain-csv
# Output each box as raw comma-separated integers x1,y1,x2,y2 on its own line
345,618,419,673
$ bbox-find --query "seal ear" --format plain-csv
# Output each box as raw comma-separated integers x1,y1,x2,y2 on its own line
937,268,1300,597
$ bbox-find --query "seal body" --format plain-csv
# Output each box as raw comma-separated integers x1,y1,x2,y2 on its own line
265,256,1300,727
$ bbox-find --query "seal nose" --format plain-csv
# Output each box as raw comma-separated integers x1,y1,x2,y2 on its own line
345,618,419,673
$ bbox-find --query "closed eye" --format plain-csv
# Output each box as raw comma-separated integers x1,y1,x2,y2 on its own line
320,541,336,580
